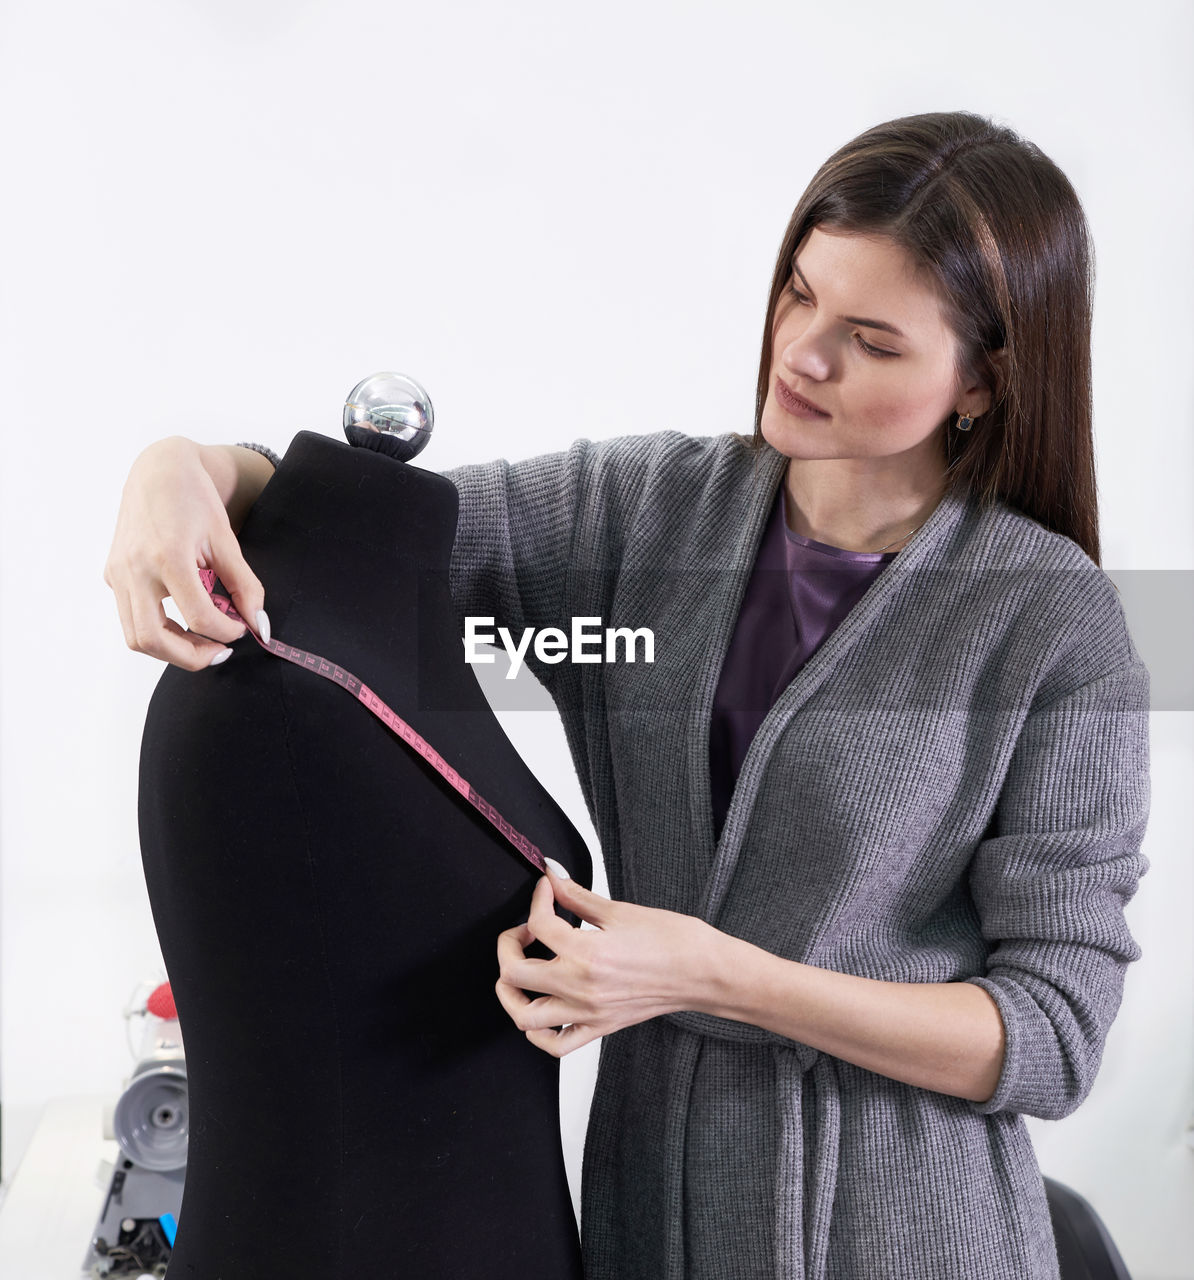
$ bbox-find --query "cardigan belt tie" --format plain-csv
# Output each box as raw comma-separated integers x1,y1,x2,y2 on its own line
664,1010,819,1067
663,1012,839,1280
773,1052,840,1280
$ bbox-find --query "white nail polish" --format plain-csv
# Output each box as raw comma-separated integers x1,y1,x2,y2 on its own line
208,648,233,667
544,857,571,879
256,609,271,644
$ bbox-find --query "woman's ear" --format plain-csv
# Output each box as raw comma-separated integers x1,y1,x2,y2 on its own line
958,347,1008,418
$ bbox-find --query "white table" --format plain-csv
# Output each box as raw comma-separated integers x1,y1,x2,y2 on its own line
0,1097,120,1279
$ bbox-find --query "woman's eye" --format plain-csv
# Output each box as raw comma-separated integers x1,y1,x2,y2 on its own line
853,333,899,359
785,276,898,358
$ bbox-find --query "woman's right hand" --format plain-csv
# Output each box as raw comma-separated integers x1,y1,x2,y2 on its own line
103,436,272,671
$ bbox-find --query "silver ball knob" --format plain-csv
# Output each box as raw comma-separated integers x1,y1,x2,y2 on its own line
343,372,434,461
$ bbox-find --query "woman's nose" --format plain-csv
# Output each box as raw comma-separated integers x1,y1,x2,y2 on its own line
780,330,831,382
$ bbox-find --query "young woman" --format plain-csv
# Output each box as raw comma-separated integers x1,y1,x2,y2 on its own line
105,112,1151,1279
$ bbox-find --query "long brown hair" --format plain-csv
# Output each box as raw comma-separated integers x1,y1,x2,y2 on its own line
752,111,1102,564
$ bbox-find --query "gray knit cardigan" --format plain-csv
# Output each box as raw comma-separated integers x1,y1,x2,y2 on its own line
436,429,1150,1280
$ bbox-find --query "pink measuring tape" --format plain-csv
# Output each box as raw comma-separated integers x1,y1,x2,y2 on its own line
199,568,546,874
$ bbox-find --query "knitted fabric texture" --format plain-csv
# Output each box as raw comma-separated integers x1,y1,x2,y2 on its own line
440,429,1151,1280
235,441,283,469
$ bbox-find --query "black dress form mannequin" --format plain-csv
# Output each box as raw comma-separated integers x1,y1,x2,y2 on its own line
138,430,590,1279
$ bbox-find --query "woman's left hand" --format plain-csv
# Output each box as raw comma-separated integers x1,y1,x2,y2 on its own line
494,866,720,1057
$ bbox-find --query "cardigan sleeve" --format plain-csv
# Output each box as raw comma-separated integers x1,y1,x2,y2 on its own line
440,440,587,687
440,431,675,690
235,441,283,469
964,656,1151,1121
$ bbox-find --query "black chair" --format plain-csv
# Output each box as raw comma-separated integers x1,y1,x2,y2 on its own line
1045,1177,1132,1280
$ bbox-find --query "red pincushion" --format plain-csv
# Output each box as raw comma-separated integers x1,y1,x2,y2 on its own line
147,983,177,1020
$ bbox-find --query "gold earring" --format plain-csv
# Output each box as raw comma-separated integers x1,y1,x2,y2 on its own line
956,411,975,432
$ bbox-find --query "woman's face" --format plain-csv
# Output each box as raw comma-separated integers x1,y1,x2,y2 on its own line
759,226,987,475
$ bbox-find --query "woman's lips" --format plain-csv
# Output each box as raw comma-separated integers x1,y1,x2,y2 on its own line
775,378,830,418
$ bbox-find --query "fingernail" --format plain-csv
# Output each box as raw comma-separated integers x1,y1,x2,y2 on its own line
208,648,233,667
544,857,571,879
256,609,271,644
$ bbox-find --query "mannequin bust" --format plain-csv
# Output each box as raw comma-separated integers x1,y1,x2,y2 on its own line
138,429,590,1279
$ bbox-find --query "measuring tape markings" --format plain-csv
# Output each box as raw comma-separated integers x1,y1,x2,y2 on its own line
198,567,546,874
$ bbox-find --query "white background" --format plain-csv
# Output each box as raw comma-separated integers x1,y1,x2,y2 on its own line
1,1,1191,1276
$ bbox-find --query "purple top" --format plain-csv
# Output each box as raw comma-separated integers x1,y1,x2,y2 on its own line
709,485,898,841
